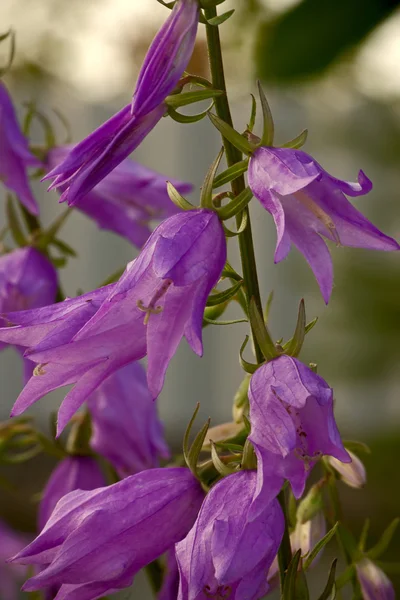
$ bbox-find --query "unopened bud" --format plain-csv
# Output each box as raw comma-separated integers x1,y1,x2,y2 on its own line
328,450,366,489
291,512,326,564
356,559,394,600
296,482,324,524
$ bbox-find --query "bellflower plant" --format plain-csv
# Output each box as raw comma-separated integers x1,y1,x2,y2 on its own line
176,470,284,600
248,147,399,302
87,362,169,477
0,209,226,433
356,559,395,600
46,146,193,247
0,82,41,215
11,468,204,599
43,0,199,205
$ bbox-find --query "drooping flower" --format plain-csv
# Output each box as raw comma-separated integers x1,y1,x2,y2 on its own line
248,355,350,512
0,209,226,434
87,362,169,477
176,470,284,600
0,247,58,382
248,147,399,302
43,0,199,206
0,519,29,600
46,145,193,247
38,456,106,530
356,559,395,600
0,82,41,214
11,468,204,600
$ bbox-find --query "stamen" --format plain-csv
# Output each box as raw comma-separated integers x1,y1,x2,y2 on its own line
136,279,173,325
295,191,341,246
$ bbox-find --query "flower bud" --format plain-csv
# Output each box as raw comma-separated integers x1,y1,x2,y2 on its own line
296,482,324,524
328,450,366,489
356,559,394,600
291,512,326,564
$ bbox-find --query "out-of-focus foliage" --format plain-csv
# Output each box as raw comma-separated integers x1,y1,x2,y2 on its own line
255,0,400,82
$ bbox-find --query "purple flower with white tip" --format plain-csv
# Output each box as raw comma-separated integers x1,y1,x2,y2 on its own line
0,209,226,434
0,82,41,214
176,470,284,600
11,468,204,600
248,147,399,302
46,146,193,247
248,355,350,512
43,0,199,206
87,362,169,477
0,247,57,382
356,559,395,600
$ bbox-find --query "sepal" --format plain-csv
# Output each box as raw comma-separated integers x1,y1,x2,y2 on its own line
257,80,274,147
183,404,210,478
208,112,256,155
249,297,279,360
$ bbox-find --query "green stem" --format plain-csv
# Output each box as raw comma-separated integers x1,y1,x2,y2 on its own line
278,490,292,591
204,7,263,364
145,559,164,595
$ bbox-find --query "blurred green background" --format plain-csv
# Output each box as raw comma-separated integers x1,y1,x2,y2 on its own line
0,0,399,597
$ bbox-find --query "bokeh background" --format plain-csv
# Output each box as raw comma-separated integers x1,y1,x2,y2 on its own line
0,0,399,597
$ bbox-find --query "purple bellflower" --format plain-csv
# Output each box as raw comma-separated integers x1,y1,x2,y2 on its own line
0,247,58,382
0,520,29,600
43,0,199,206
46,145,193,247
0,209,225,434
356,559,395,600
248,147,400,302
87,362,170,477
248,355,350,513
39,456,105,530
11,468,204,600
0,82,41,214
176,470,284,600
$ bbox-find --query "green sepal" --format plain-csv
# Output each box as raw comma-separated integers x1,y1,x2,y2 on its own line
201,147,224,209
167,181,196,211
35,207,73,251
221,262,243,283
199,0,226,8
210,441,237,476
239,336,259,374
367,518,400,560
295,569,310,600
217,187,253,220
166,89,224,109
249,297,278,360
282,549,302,600
50,238,77,258
6,195,28,247
343,439,371,456
264,290,274,323
208,113,255,155
247,94,257,133
257,80,274,147
203,316,248,326
282,129,308,150
0,29,15,77
206,279,243,307
183,403,210,477
66,411,93,455
203,301,228,327
303,522,338,570
317,559,337,600
205,9,235,26
223,210,248,237
296,481,324,524
35,431,67,460
359,518,370,552
168,105,210,124
241,439,257,470
213,159,249,190
284,299,306,357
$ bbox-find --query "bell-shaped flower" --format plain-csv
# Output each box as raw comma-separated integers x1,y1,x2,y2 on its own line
10,468,204,600
46,145,192,247
0,520,29,600
0,210,226,434
176,470,284,600
39,456,106,530
43,0,199,205
0,247,58,382
87,362,169,477
248,147,399,302
0,82,41,214
356,559,395,600
248,355,350,511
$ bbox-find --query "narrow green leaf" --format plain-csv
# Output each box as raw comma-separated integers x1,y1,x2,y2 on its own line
213,159,249,190
317,559,337,600
214,442,243,454
305,317,318,334
264,291,274,323
282,129,308,150
359,518,370,552
249,297,278,360
201,147,224,209
282,549,302,600
168,105,210,123
343,440,371,455
210,441,236,476
367,518,400,560
257,80,274,146
6,195,27,247
284,299,306,357
304,523,338,570
203,316,248,326
167,181,195,211
183,403,200,467
239,336,259,374
206,280,243,307
208,113,255,155
206,9,235,26
166,89,224,109
221,262,243,283
188,419,211,475
51,238,77,257
223,210,248,237
247,94,257,132
296,569,310,600
35,432,67,460
335,564,355,590
218,187,253,220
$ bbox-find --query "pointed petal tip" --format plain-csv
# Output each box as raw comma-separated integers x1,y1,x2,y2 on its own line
358,169,373,193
